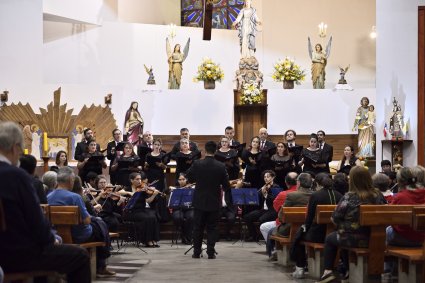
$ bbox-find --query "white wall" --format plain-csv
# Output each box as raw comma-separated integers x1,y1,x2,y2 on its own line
376,0,425,167
43,0,117,24
117,0,180,25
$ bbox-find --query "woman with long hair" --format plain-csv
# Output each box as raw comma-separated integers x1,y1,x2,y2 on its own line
317,166,385,283
241,136,262,189
336,145,362,175
111,142,142,188
270,142,292,188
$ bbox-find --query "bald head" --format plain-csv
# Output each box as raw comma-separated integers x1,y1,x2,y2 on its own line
285,172,298,187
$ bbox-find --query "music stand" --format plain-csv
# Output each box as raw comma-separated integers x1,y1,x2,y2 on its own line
168,188,195,248
231,188,260,245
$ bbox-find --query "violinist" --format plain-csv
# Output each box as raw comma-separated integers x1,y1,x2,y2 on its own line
170,173,194,245
95,175,125,232
77,139,107,183
72,175,101,217
111,142,142,188
215,136,240,180
243,170,279,242
123,172,160,248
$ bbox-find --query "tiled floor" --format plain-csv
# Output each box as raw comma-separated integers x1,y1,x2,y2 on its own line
96,240,317,283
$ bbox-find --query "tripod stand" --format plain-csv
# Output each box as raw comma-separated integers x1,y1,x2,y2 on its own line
115,221,147,253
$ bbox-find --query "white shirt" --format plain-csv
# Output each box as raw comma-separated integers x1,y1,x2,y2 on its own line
0,153,12,165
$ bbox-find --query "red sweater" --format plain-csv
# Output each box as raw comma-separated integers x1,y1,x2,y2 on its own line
391,188,425,242
273,185,297,225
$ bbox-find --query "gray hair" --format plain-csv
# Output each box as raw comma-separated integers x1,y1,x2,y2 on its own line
56,166,75,184
42,171,57,189
298,173,312,189
411,166,425,187
0,122,23,152
372,173,390,192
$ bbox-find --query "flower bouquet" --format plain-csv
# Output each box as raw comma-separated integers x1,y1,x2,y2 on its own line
194,57,224,82
272,57,306,88
240,81,263,105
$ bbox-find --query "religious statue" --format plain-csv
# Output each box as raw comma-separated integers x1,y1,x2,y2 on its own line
232,0,261,59
352,97,375,157
166,37,190,89
30,124,42,159
308,36,333,89
389,97,404,140
124,101,144,146
338,65,350,84
144,64,156,85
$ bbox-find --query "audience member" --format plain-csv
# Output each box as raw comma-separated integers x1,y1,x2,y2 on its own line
0,121,90,283
42,170,57,196
19,154,47,204
372,173,393,203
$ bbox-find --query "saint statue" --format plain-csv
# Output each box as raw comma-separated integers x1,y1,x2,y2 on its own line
232,0,261,59
352,97,375,157
389,97,404,140
124,101,144,146
308,37,333,89
166,37,190,89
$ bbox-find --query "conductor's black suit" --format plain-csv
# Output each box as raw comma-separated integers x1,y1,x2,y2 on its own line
186,155,230,257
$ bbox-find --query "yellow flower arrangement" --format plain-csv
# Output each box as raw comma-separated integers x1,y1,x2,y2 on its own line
272,57,306,84
194,57,224,82
240,81,263,105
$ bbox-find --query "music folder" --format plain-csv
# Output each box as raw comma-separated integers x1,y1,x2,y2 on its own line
288,145,303,156
115,142,127,152
168,188,195,208
303,154,320,164
231,188,259,206
88,154,105,162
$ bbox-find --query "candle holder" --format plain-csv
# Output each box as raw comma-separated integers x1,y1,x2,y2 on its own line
42,156,50,173
318,22,327,38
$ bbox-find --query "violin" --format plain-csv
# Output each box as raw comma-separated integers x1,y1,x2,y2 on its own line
230,179,251,188
135,180,166,197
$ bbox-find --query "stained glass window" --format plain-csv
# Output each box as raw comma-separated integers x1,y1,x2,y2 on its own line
181,0,245,29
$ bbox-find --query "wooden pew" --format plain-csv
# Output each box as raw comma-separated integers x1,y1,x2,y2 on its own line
300,205,336,278
386,206,425,283
49,206,105,279
269,207,306,266
343,205,417,283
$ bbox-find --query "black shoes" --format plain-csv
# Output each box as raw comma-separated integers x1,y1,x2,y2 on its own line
207,254,216,259
192,254,201,258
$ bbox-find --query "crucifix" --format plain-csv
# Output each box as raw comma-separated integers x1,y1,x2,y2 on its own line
202,0,213,40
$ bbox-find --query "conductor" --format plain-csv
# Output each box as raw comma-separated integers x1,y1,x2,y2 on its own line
186,141,230,259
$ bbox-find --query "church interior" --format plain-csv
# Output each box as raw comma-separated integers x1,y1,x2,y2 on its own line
1,0,425,282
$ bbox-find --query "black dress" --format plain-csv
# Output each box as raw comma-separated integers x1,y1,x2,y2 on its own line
115,155,142,188
270,154,293,188
301,148,327,175
241,149,262,189
145,152,169,192
78,152,104,182
175,151,200,183
123,190,160,245
214,149,240,180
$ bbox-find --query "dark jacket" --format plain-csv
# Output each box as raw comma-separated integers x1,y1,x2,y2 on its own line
186,156,230,211
74,140,100,161
0,161,54,269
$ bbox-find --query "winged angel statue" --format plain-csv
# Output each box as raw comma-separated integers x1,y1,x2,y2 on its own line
144,64,156,85
308,36,332,89
166,37,190,89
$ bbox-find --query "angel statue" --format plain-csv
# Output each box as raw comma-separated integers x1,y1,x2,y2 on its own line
308,36,333,89
166,37,190,89
338,65,350,84
144,64,156,85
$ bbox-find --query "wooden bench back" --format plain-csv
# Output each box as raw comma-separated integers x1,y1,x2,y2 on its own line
49,206,80,244
40,204,50,222
413,206,425,231
281,207,306,241
357,205,425,276
316,205,336,235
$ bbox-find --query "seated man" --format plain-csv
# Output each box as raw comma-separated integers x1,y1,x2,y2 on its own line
0,121,90,283
47,166,116,278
